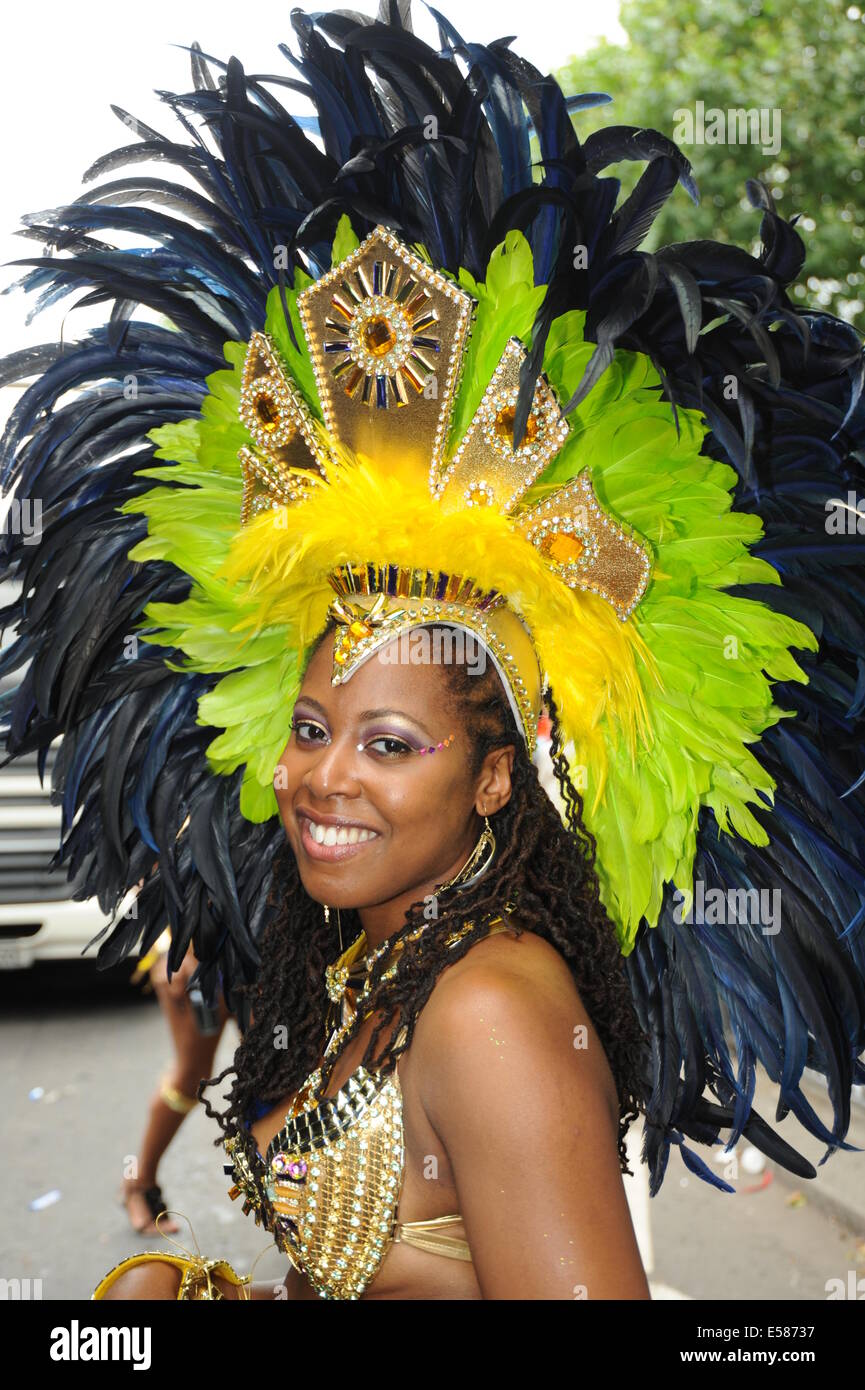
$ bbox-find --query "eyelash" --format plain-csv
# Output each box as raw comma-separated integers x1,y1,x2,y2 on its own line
290,718,413,759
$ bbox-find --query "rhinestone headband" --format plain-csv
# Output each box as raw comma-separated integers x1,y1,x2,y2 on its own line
325,565,543,758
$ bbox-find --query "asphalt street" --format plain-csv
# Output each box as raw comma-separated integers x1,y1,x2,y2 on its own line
2,963,863,1301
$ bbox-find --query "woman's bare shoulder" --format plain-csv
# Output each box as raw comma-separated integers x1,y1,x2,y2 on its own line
411,913,618,1123
431,912,578,1004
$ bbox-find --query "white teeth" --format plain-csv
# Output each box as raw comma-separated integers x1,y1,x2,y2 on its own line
305,817,377,846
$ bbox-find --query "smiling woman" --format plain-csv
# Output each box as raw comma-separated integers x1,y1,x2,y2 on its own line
191,620,651,1299
176,617,648,1289
94,610,651,1301
4,0,865,1313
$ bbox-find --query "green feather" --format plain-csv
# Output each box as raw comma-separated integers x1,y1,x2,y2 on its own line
447,230,545,448
265,269,321,417
331,213,360,267
114,234,821,950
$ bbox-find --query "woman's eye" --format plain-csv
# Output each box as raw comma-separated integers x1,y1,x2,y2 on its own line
292,719,326,744
290,721,410,759
366,736,413,758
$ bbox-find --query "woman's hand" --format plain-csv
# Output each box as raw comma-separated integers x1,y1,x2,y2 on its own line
414,931,651,1300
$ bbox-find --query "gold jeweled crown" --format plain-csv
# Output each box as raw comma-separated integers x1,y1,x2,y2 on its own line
236,225,652,754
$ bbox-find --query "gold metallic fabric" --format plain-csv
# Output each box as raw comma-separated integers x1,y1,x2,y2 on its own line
223,918,516,1298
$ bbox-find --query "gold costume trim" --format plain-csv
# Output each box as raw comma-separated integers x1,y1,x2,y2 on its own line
393,1212,472,1261
224,916,515,1298
92,1250,250,1301
296,226,473,478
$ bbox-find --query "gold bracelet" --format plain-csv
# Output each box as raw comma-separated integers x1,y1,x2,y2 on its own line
91,1251,250,1300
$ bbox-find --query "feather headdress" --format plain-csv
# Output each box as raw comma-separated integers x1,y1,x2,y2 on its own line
2,1,865,1195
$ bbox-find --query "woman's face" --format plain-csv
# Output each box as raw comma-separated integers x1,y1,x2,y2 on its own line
274,628,514,920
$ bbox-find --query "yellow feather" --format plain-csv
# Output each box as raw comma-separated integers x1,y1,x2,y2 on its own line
216,445,655,797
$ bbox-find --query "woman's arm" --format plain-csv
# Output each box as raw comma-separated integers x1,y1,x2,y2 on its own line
98,1260,298,1300
415,936,651,1301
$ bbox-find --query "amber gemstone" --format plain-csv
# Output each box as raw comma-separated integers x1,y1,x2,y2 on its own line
493,404,539,446
362,316,397,357
255,393,280,431
540,531,584,565
348,619,373,640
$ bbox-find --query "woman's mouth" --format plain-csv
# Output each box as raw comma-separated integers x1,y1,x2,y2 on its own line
296,812,382,862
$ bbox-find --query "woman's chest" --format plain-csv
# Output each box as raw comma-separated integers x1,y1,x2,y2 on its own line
248,1010,398,1157
236,1041,477,1298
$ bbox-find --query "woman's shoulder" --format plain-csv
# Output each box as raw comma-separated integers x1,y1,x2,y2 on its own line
439,910,576,998
409,911,619,1130
417,911,588,1050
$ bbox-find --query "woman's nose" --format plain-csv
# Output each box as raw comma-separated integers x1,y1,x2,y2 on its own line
302,733,362,798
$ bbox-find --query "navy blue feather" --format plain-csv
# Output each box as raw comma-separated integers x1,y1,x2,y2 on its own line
0,4,863,1194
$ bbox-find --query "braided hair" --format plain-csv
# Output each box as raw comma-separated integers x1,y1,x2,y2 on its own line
201,622,649,1176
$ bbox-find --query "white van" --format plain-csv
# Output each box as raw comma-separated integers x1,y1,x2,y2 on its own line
0,581,116,970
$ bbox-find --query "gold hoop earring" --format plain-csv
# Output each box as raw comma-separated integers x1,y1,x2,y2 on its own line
438,812,496,894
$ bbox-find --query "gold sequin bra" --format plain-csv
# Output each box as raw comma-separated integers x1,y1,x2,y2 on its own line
223,916,514,1299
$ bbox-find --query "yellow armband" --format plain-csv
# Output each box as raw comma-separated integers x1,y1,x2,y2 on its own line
92,1250,250,1300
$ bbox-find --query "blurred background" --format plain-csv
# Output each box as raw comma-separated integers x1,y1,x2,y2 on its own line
0,0,863,1301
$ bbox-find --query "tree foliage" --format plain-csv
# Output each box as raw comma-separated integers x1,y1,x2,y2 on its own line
557,0,865,326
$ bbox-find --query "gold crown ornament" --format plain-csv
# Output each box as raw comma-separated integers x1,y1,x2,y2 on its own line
127,207,818,958
233,224,653,761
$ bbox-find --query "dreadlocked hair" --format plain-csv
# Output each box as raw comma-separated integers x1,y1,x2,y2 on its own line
201,620,649,1176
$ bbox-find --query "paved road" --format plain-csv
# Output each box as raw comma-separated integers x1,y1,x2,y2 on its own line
2,963,863,1301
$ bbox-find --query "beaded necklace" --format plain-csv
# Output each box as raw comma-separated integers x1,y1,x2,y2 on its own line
293,906,515,1117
